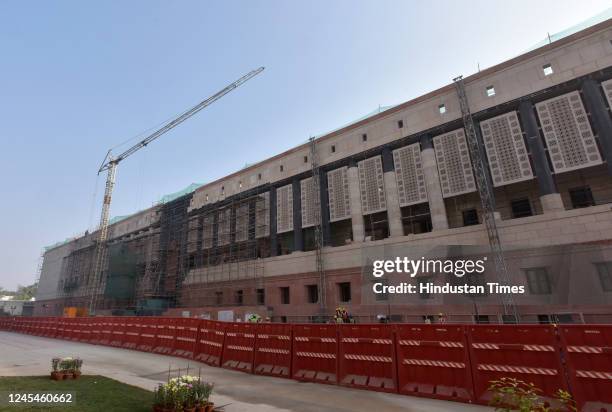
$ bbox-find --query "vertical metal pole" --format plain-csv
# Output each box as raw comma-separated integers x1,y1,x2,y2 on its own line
452,76,518,322
309,137,326,312
89,160,117,314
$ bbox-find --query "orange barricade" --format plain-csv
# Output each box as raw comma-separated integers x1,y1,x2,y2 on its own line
558,325,612,412
65,318,78,340
89,316,103,344
153,317,176,354
76,317,90,342
395,324,473,402
122,317,141,349
171,318,200,359
338,324,397,393
109,317,126,347
137,318,158,352
292,324,338,385
98,317,114,345
194,320,225,366
254,323,292,378
467,324,567,405
221,322,257,373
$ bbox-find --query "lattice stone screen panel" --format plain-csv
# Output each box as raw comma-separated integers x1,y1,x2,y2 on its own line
602,79,612,111
480,111,533,187
217,208,232,246
276,184,293,233
234,202,249,242
433,128,476,198
535,91,602,173
255,192,270,238
300,177,319,228
393,143,428,206
327,166,351,222
357,155,387,215
202,213,214,249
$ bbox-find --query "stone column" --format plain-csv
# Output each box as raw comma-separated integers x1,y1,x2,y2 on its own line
269,188,278,256
581,79,612,176
382,148,404,237
347,160,365,242
292,178,303,252
518,100,564,213
420,135,449,230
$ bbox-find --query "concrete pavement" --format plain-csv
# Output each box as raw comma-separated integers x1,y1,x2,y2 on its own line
0,331,491,412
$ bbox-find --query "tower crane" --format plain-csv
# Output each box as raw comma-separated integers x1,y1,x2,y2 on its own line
88,67,265,314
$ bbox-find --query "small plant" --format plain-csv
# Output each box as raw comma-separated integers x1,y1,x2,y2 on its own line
51,358,60,372
488,377,577,412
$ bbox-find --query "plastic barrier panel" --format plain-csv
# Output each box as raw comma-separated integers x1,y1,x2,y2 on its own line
88,317,103,344
292,324,338,385
122,317,141,350
153,317,176,354
221,322,257,372
254,323,292,378
109,318,126,347
76,318,90,342
468,325,567,405
98,318,113,345
395,324,473,402
338,324,397,393
137,318,158,352
559,325,612,412
171,318,199,359
194,320,225,366
65,318,78,340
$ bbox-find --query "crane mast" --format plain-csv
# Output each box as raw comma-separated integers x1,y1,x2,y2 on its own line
453,75,518,322
87,67,265,314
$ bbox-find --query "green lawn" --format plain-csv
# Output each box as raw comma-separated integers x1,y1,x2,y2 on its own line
0,376,152,411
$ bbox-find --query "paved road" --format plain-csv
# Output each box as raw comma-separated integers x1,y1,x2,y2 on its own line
0,331,491,412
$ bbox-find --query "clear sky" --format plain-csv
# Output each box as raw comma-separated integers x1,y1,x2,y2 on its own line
0,0,610,290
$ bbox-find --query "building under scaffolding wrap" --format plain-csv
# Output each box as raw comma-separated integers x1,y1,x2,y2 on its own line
35,17,612,323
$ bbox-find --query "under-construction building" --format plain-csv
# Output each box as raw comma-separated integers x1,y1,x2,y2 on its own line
35,17,612,323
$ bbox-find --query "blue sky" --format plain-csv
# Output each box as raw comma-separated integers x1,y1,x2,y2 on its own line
1,0,610,290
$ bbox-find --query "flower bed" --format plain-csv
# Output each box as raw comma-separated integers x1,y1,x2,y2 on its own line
153,375,214,412
50,357,83,380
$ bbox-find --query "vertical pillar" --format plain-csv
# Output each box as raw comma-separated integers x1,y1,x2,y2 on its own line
292,178,303,252
319,172,331,246
269,188,278,256
581,79,612,176
518,100,564,212
347,160,365,242
212,209,219,248
420,135,449,230
382,147,404,237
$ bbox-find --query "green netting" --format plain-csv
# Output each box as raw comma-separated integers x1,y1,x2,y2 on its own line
104,242,138,300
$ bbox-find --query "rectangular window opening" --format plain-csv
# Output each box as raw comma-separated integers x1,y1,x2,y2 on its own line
256,288,265,305
280,286,290,304
362,133,368,142
337,282,351,303
462,209,479,226
543,64,553,76
438,104,446,114
306,284,319,303
511,198,533,218
525,268,552,295
331,145,336,153
397,120,404,129
569,186,595,208
486,85,495,97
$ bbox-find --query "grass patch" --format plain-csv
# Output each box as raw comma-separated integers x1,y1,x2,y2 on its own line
0,375,152,411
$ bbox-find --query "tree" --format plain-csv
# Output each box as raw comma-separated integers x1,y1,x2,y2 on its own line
13,283,38,300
